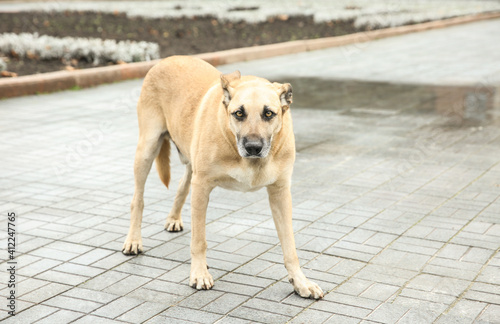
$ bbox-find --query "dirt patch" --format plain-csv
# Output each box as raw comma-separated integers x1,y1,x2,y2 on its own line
0,11,378,76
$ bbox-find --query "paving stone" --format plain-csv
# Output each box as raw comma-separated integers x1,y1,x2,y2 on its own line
476,266,500,285
0,299,34,315
355,264,417,287
16,237,53,254
329,259,366,277
0,305,57,324
103,274,152,295
243,298,303,317
423,263,479,281
16,278,49,297
17,259,62,277
406,273,470,297
35,270,89,286
359,283,400,301
71,248,115,265
29,246,81,261
20,282,72,304
230,305,291,324
127,288,184,306
335,278,373,297
221,273,275,288
324,314,362,323
477,304,500,323
214,315,254,324
281,292,317,308
91,252,130,269
311,300,372,318
436,244,470,260
256,263,288,280
53,262,106,277
464,289,500,305
157,263,191,283
305,255,342,272
143,279,194,296
371,249,431,272
325,292,381,310
213,280,264,297
400,288,456,304
235,258,275,276
80,270,129,291
160,306,223,324
365,302,410,323
43,295,103,313
446,299,487,321
62,287,119,304
45,241,94,255
397,306,443,323
2,16,500,324
299,236,338,253
145,316,195,324
127,255,181,271
114,262,167,278
324,246,373,263
35,309,85,324
116,301,169,323
202,293,250,314
72,314,125,324
178,290,225,309
393,297,447,321
290,308,332,324
92,296,143,319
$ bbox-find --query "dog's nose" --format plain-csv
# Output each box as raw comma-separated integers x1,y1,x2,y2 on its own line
243,138,263,156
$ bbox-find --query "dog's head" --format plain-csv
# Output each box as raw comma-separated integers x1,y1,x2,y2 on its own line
221,71,292,159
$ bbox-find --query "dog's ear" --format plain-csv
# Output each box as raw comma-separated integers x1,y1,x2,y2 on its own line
274,82,293,112
221,71,241,107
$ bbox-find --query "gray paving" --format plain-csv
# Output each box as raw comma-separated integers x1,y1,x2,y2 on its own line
220,18,500,86
1,19,500,324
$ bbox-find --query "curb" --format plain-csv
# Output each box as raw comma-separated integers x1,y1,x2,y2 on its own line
1,12,500,99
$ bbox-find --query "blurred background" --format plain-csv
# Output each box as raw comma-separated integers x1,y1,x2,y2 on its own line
1,0,499,76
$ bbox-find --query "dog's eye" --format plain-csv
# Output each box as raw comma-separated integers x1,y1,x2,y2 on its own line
233,109,245,120
263,109,275,120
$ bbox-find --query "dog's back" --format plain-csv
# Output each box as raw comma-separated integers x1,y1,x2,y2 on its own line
137,56,221,161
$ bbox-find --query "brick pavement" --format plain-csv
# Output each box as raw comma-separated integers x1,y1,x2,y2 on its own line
218,18,500,86
1,19,500,324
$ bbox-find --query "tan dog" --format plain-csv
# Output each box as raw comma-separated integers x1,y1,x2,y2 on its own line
122,56,323,299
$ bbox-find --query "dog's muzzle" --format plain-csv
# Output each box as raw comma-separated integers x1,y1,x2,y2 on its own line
238,136,269,158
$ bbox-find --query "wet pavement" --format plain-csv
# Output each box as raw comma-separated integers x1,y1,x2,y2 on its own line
1,18,500,324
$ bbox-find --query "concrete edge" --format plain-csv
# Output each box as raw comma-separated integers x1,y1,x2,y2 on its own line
1,11,499,99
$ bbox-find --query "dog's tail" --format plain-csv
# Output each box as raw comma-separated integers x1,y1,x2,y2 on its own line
155,139,171,188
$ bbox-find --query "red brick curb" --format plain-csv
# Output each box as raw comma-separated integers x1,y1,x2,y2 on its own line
1,12,499,99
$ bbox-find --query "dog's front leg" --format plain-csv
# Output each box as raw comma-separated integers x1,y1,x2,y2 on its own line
189,178,214,290
267,183,324,299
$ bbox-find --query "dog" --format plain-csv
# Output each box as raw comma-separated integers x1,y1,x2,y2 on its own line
122,56,323,299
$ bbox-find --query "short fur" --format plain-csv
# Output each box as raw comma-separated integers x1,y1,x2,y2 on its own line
122,56,323,299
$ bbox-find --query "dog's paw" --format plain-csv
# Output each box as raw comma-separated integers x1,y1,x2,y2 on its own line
290,277,324,299
122,237,143,255
165,218,183,232
189,267,214,290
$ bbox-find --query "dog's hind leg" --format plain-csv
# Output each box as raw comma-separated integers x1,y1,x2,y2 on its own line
165,163,191,232
123,114,166,255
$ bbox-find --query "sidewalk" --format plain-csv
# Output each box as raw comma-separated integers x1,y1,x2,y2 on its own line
0,19,499,323
219,18,500,86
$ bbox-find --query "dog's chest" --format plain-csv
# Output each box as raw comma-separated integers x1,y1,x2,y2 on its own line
221,165,276,192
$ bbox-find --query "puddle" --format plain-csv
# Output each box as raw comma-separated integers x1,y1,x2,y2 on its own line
273,77,500,126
